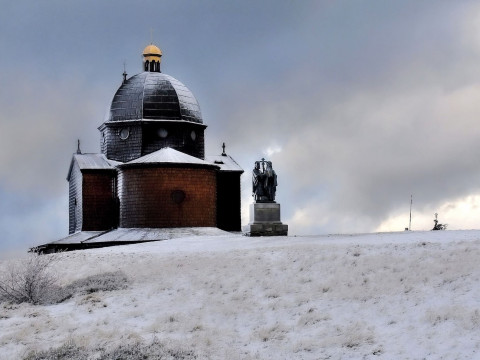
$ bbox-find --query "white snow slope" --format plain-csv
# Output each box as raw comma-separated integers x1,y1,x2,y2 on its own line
1,229,480,359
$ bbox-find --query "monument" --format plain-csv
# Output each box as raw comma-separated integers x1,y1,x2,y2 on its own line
244,158,288,236
432,213,447,230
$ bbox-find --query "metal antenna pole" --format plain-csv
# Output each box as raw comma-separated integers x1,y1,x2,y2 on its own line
409,195,413,231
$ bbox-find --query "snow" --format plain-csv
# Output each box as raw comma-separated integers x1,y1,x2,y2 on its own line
51,227,229,245
47,231,104,245
205,155,244,172
124,147,217,167
1,230,480,359
66,154,120,182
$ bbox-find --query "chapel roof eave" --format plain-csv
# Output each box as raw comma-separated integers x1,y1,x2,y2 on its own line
66,153,122,181
118,162,220,170
117,147,219,170
205,154,244,173
98,119,208,131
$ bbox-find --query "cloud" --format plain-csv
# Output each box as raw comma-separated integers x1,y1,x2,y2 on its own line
0,190,67,257
232,13,480,234
376,194,480,232
0,72,108,194
262,145,282,158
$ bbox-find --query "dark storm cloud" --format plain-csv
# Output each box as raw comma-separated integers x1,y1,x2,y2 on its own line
1,1,480,253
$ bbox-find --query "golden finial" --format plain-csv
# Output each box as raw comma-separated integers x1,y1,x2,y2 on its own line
142,42,162,72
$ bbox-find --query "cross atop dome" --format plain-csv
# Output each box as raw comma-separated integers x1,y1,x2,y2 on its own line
143,43,162,72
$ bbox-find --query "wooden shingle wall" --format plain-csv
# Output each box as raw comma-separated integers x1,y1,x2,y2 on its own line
142,123,205,159
118,166,216,228
101,124,143,162
82,172,118,231
216,172,242,231
68,163,83,234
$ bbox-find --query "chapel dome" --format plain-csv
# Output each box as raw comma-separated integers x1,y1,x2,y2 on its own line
106,72,203,124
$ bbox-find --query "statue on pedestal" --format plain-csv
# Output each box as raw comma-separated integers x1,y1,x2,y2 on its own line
252,158,277,202
245,157,287,236
432,213,447,230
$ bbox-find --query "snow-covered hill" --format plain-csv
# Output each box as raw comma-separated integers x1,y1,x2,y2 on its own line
1,230,480,359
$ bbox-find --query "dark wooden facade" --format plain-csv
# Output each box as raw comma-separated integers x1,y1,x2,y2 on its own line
216,171,242,231
81,172,118,231
99,123,143,163
67,156,118,234
68,161,82,234
99,121,206,163
118,165,217,228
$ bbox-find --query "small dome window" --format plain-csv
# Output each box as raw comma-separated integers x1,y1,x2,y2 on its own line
171,190,186,204
158,128,168,138
119,128,130,140
190,130,196,141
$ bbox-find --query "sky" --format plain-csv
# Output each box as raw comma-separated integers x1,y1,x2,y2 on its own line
2,0,480,255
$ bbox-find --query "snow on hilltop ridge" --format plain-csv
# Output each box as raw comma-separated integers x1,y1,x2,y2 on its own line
1,230,480,359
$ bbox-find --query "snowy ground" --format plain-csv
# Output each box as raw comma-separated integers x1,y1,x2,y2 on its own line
1,229,480,359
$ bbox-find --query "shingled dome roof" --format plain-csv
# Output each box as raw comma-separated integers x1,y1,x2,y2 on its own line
106,72,202,124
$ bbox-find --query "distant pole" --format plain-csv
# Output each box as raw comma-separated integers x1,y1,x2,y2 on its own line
409,195,413,231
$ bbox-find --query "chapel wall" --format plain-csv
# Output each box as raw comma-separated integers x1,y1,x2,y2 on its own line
216,172,242,231
81,172,118,231
119,167,216,228
68,163,83,234
141,123,205,159
101,125,143,162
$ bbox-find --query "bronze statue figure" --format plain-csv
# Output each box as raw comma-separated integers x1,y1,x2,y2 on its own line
252,158,277,202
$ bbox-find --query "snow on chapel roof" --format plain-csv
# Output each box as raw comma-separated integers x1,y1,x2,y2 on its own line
67,154,122,180
205,155,243,172
122,147,218,168
74,153,120,169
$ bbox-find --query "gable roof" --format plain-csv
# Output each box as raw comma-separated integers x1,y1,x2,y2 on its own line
67,154,121,181
66,149,243,180
205,155,244,172
121,147,218,168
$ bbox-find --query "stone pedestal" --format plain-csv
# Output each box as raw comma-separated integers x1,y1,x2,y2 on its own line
244,203,288,236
